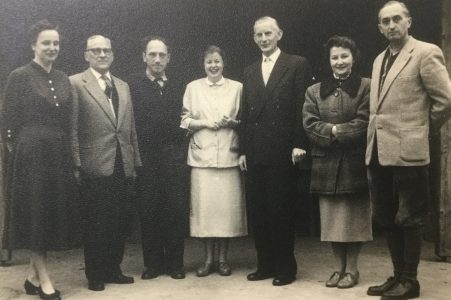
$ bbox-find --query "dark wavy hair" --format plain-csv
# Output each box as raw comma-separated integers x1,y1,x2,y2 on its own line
324,35,360,70
30,19,59,44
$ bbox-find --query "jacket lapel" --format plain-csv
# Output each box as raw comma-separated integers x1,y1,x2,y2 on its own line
371,52,384,108
249,61,266,117
378,37,415,108
82,70,117,126
113,75,127,129
265,53,288,95
253,53,288,119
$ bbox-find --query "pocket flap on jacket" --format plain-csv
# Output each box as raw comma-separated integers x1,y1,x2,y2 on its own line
400,126,428,162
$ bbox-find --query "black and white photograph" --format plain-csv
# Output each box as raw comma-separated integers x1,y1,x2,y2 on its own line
0,0,450,299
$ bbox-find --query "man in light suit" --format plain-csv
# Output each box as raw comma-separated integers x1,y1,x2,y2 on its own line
70,35,141,292
366,2,451,299
239,16,312,286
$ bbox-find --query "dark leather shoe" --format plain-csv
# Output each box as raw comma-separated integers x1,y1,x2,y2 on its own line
247,271,275,281
141,269,161,280
104,273,134,284
272,275,296,286
367,276,398,296
169,269,186,280
88,281,105,291
38,288,61,300
24,280,40,295
218,262,232,276
325,271,343,288
381,278,420,300
196,262,213,277
337,271,359,289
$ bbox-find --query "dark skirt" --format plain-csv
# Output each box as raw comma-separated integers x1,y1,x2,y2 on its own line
4,125,80,251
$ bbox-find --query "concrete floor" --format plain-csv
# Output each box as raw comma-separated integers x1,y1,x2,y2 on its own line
0,236,449,300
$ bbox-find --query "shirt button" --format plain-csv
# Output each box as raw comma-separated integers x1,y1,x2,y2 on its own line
56,103,60,107
53,95,57,99
49,80,52,84
50,87,55,91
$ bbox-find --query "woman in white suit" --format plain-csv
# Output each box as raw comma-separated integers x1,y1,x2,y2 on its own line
181,45,247,277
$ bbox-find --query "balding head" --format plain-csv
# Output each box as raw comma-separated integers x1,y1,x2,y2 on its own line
84,35,114,74
253,16,281,32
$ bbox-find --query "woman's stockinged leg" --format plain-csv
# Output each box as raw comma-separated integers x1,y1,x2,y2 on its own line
218,238,229,263
205,238,215,263
345,242,363,275
331,242,346,273
30,251,56,294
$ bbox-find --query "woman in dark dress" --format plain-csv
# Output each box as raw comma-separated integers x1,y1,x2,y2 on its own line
1,20,76,300
303,36,372,289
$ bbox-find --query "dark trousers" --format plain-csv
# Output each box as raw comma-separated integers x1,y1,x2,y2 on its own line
367,157,428,280
136,163,189,272
246,164,298,277
81,172,134,282
367,159,429,228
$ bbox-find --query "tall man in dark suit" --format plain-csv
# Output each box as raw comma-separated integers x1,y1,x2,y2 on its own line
239,16,312,286
129,36,189,280
365,2,451,299
70,35,142,291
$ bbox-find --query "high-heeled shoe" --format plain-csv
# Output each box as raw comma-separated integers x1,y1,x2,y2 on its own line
24,280,40,295
196,262,213,277
38,287,61,300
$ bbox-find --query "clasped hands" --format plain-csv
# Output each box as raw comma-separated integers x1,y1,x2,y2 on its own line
203,115,238,130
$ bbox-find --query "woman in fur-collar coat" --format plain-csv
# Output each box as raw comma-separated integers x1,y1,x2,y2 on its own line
303,36,372,289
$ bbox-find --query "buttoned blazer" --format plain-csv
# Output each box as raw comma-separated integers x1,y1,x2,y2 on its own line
70,69,141,178
365,37,451,166
240,52,312,166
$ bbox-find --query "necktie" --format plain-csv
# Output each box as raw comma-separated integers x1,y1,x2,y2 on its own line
154,78,164,95
102,74,113,96
262,57,271,85
101,75,118,119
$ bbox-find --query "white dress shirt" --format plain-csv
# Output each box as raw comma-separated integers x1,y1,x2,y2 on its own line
89,68,116,118
261,48,281,85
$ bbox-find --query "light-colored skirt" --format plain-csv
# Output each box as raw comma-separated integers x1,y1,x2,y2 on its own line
190,167,247,237
319,192,372,242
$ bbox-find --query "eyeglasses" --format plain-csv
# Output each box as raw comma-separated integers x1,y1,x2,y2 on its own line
85,48,113,56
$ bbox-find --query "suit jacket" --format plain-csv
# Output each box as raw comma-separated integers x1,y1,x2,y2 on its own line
240,51,312,166
129,72,187,167
365,36,451,166
70,69,141,178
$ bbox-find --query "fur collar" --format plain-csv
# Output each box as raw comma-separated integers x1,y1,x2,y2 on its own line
320,72,361,99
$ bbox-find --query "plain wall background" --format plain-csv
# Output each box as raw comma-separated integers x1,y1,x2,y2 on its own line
0,0,441,88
